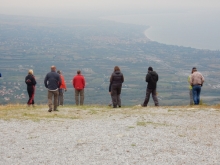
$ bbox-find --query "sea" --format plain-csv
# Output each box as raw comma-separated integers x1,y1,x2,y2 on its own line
102,9,220,51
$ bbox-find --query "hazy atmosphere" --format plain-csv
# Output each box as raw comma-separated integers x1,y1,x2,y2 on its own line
1,0,220,49
1,1,220,164
1,0,220,17
1,0,220,105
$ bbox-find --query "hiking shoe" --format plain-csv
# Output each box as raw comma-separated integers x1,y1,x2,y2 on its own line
141,104,147,107
48,109,52,112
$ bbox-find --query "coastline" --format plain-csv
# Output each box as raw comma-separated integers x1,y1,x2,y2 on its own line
103,12,220,51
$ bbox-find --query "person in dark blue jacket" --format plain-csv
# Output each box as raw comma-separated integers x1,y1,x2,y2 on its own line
25,69,36,106
110,66,124,108
44,66,61,112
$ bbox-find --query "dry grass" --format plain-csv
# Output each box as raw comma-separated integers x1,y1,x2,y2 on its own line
0,104,220,121
0,104,82,120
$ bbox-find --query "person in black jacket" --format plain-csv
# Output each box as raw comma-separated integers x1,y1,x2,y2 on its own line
110,66,124,108
44,66,61,112
25,69,37,106
142,67,159,107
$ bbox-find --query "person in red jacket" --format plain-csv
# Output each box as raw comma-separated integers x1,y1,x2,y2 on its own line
57,70,67,106
72,70,85,105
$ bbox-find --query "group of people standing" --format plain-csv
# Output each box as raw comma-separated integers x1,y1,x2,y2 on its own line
108,66,159,108
25,66,85,112
188,67,205,105
25,65,204,112
25,65,160,111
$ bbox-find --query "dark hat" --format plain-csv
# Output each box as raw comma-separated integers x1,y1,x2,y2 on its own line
192,67,197,71
148,67,153,71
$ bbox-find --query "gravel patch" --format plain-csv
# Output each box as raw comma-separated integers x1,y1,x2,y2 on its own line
0,107,220,164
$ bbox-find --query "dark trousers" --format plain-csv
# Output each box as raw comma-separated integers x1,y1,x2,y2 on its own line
143,88,159,106
27,86,35,105
111,84,122,107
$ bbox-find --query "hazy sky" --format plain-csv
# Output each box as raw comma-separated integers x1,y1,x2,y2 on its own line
1,0,220,18
1,0,220,49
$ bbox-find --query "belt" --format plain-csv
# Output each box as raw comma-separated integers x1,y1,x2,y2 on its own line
193,84,201,86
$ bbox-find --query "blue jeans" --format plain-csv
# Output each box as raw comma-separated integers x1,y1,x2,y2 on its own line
192,85,201,105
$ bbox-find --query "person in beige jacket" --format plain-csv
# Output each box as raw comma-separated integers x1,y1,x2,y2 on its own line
190,67,205,105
